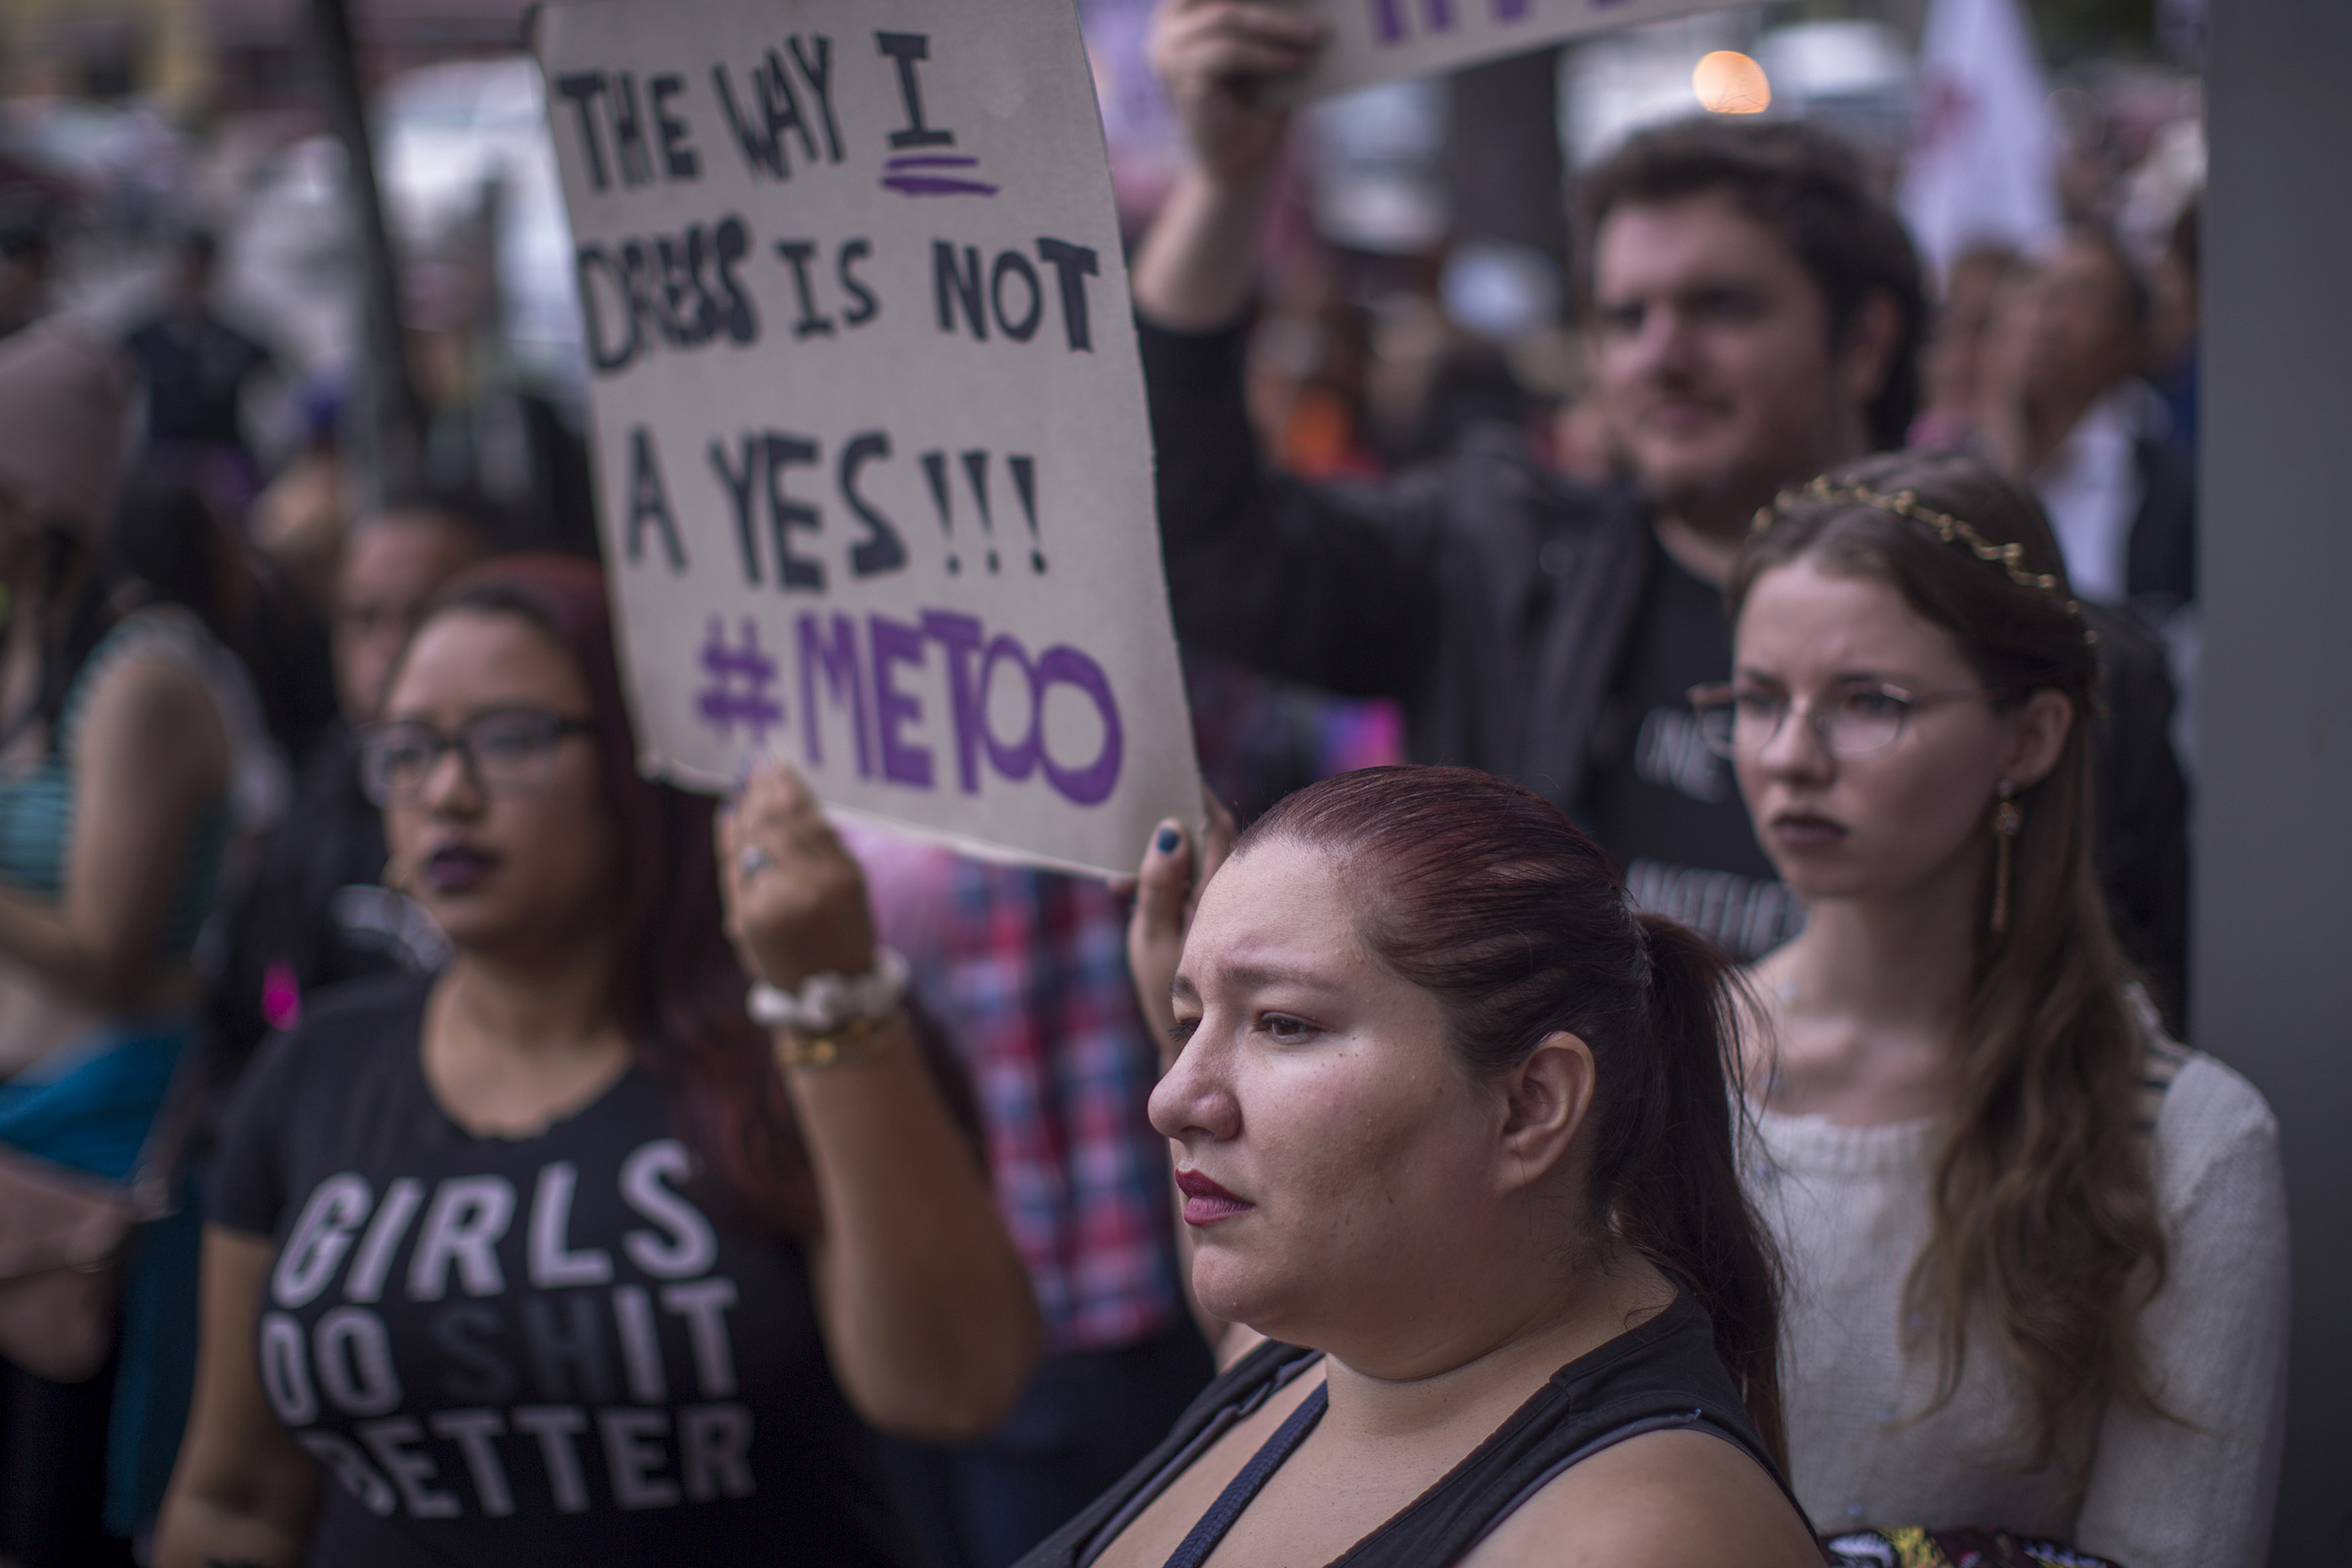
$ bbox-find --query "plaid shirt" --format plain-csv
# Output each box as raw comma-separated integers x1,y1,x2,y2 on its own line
846,826,1182,1355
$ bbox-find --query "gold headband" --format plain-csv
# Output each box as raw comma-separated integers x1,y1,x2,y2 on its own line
1753,476,2087,623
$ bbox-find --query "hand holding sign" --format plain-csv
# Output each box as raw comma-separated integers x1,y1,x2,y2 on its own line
1121,793,1238,1071
1148,0,1320,184
1133,0,1744,329
718,760,877,990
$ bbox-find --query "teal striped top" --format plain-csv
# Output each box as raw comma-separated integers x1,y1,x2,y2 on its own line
0,615,233,961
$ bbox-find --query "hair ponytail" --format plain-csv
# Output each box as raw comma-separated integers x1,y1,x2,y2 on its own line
1612,914,1786,1467
1237,767,1786,1465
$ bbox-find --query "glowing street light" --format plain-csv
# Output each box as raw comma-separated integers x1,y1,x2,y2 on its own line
1693,50,1772,114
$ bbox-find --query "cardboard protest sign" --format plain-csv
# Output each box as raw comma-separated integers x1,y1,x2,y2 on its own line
532,0,1200,877
1279,0,1749,101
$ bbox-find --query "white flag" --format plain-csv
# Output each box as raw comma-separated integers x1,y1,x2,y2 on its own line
1898,0,2060,284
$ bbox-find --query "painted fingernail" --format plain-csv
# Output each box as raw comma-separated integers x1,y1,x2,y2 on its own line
1154,826,1181,854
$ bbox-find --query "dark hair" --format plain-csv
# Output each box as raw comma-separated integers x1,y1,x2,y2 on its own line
110,481,232,640
1235,765,1787,1465
1730,451,2167,1479
2060,224,2153,334
0,528,116,758
0,226,49,265
416,556,818,1236
366,483,509,552
1579,117,1927,450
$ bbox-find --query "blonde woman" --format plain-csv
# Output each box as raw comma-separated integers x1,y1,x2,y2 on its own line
1712,450,2285,1563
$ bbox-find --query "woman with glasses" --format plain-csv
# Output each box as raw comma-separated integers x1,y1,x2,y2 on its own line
1706,451,2284,1564
158,556,1039,1567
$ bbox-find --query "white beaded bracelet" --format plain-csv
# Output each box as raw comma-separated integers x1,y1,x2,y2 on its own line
746,947,912,1034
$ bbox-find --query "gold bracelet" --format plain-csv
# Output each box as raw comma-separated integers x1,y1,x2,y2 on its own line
775,1014,893,1070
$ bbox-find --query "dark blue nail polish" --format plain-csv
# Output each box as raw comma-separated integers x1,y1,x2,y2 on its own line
1154,826,1180,854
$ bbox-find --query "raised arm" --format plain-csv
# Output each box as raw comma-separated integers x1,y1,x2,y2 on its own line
1130,0,1314,330
1133,0,1446,702
154,1228,323,1568
717,763,1040,1442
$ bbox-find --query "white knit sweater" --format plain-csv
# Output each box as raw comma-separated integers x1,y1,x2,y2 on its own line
1751,1051,2289,1565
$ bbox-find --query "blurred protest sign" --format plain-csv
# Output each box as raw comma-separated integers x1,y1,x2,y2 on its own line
1280,0,1747,101
532,0,1199,876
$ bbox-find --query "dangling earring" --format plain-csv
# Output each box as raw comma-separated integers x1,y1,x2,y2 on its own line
1989,781,2023,936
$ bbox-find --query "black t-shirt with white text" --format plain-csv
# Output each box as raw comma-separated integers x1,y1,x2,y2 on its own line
1580,536,1804,960
210,975,911,1567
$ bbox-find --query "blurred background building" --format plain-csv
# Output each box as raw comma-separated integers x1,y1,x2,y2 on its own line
0,0,2207,480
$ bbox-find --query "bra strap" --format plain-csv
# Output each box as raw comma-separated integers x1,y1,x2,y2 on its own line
1161,1381,1331,1568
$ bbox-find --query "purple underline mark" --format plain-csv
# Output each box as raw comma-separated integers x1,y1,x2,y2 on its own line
883,151,998,197
882,175,1000,196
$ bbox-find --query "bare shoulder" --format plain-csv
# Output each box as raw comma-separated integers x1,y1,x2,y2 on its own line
75,642,229,781
1463,1428,1822,1568
83,644,216,730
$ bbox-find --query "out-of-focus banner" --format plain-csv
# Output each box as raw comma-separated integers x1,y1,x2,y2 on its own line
1280,0,1749,100
532,0,1200,877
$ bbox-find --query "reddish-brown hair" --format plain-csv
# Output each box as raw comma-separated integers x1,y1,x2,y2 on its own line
417,555,818,1236
1236,765,1787,1466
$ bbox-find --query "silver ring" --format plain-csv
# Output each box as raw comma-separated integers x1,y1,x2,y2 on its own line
735,846,776,879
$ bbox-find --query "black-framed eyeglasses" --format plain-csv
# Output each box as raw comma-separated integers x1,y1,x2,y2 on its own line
1687,681,2005,760
356,708,599,806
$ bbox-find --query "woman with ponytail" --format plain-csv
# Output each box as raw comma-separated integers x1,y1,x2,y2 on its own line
1716,450,2285,1564
1015,765,1821,1567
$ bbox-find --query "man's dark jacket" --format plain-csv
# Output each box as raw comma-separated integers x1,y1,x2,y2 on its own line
1141,318,2188,1014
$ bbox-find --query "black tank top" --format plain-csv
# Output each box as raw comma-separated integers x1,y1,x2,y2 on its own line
1013,1291,1810,1568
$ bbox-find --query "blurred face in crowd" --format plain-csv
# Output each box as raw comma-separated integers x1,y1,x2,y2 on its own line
1152,840,1568,1370
1590,189,1895,533
171,244,216,313
1921,249,2017,419
2017,235,2144,415
1726,557,2068,906
378,609,616,959
333,511,481,724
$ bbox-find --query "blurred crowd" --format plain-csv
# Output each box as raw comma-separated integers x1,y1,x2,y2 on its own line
0,1,2259,1566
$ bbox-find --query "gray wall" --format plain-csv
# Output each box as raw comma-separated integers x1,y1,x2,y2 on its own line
2197,0,2352,1560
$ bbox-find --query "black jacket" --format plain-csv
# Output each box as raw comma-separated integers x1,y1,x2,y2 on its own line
1142,317,2189,1015
2126,431,2196,614
1146,318,1647,808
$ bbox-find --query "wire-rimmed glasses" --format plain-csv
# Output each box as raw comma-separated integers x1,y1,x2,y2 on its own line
1687,681,2004,760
